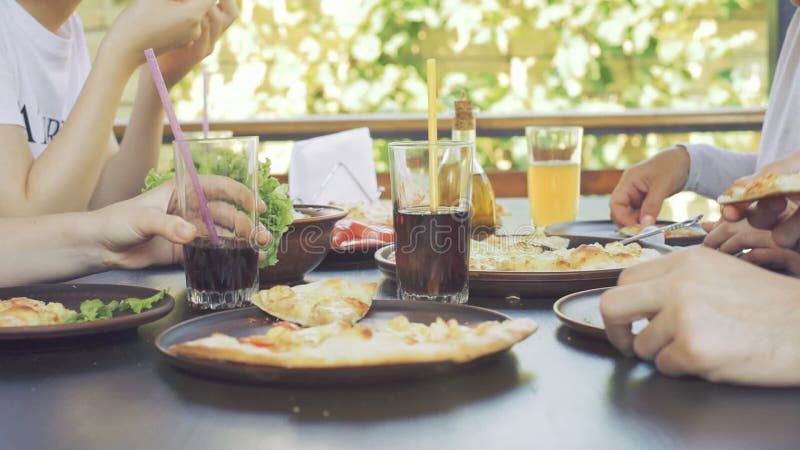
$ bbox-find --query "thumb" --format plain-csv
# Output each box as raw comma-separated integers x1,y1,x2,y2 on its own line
132,210,197,244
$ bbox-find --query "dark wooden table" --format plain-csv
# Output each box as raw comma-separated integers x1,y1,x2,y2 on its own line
2,198,798,450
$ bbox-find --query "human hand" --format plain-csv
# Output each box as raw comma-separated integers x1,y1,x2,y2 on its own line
600,247,800,386
703,219,800,274
155,0,239,87
95,176,269,270
103,0,218,70
721,152,800,248
610,146,690,227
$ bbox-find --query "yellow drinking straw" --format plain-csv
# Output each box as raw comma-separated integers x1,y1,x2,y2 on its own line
426,58,439,213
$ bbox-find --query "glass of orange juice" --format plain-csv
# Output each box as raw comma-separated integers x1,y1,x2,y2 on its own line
525,126,583,227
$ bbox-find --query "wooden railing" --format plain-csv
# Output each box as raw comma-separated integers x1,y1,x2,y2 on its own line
118,108,764,196
115,107,765,141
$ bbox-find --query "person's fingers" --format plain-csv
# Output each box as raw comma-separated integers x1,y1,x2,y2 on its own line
207,201,255,237
638,181,671,226
747,197,788,230
615,251,687,285
702,222,736,249
632,308,675,361
772,209,800,249
722,203,749,222
653,341,694,378
255,224,272,246
600,281,668,356
217,0,239,29
131,209,197,244
609,184,644,227
199,175,259,213
182,0,217,15
206,6,223,44
741,248,789,271
700,221,717,233
718,229,774,254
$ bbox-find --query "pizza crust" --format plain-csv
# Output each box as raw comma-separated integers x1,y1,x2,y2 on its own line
718,173,800,204
169,316,537,368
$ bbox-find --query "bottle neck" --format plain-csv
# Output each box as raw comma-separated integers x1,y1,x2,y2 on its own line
452,128,485,174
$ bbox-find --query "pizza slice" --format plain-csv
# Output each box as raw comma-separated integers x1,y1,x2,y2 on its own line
0,297,75,327
717,173,800,204
250,279,377,327
169,315,538,368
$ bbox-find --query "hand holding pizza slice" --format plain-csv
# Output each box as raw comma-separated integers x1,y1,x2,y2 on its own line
718,152,800,251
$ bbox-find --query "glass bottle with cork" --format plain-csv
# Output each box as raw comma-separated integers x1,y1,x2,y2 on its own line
452,91,497,233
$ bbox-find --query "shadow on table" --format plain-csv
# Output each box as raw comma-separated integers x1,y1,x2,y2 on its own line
557,324,800,446
157,351,531,422
381,277,559,313
605,361,800,448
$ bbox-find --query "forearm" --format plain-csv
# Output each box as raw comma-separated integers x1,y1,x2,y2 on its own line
681,143,758,199
0,213,105,287
12,42,140,215
90,69,165,209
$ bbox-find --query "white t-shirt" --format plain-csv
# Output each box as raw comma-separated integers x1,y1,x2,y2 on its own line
683,8,800,198
0,0,91,159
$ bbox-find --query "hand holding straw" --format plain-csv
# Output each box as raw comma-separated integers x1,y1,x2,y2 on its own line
202,69,209,138
426,58,439,213
144,49,220,245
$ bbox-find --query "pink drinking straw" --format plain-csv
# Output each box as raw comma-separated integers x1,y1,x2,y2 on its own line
144,49,220,244
202,69,209,138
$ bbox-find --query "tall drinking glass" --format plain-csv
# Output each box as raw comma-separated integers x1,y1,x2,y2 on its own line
174,136,260,310
388,141,473,304
525,126,583,227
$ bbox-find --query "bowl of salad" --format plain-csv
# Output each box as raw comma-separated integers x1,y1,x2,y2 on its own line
259,204,348,283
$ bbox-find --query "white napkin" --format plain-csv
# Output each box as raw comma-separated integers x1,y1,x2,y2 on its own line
288,128,378,204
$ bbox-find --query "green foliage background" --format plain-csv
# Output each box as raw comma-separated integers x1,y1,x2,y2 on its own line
164,0,769,172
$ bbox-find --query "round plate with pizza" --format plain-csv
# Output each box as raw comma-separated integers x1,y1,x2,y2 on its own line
375,236,672,300
157,299,535,384
546,220,706,247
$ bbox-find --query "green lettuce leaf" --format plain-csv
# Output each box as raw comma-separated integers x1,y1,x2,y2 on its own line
118,290,167,314
65,290,167,323
143,150,293,268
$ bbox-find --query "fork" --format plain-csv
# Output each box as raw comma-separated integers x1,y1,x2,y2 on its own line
619,214,704,245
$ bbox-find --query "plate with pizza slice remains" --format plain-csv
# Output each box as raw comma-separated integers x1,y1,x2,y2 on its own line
546,220,706,247
717,173,800,204
157,279,536,384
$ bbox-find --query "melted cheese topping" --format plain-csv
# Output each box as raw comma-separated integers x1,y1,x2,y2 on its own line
171,316,539,368
470,241,660,272
0,297,75,327
251,279,377,326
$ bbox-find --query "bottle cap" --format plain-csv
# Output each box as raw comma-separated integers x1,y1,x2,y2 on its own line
454,90,475,131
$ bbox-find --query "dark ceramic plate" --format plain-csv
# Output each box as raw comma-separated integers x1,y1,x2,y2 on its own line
375,237,671,300
545,220,706,246
553,287,647,340
157,300,514,384
0,284,174,340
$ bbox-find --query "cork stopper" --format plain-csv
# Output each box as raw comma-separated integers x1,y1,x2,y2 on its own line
454,90,475,131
